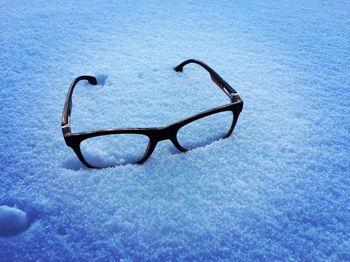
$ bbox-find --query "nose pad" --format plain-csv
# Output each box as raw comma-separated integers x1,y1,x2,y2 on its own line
149,138,187,158
170,137,187,153
139,136,188,163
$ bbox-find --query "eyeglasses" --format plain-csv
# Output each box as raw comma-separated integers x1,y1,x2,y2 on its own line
62,59,243,168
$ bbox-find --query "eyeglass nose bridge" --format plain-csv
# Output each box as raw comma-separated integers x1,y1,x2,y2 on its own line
150,126,187,152
154,126,178,142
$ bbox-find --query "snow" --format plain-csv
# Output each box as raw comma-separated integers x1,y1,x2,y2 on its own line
1,0,349,260
0,206,28,237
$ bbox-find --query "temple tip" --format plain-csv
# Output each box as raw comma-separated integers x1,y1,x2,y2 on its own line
87,76,97,85
174,66,183,72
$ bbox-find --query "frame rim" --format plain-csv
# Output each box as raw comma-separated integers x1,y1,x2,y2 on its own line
65,102,242,168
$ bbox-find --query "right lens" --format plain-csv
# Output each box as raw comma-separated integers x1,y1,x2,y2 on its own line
80,134,150,168
177,111,233,150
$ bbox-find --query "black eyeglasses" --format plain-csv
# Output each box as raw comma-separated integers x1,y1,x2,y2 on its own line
62,59,243,168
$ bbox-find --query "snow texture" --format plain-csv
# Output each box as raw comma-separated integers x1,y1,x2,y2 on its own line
1,0,349,260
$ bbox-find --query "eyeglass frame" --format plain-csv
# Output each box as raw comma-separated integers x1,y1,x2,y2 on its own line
62,59,243,168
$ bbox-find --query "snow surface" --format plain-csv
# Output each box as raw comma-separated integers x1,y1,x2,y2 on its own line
1,0,349,260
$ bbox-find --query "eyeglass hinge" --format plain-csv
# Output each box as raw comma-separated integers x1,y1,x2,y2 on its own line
222,87,232,98
62,123,71,136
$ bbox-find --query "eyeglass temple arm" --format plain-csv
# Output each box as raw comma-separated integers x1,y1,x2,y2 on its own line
174,59,238,99
61,75,97,135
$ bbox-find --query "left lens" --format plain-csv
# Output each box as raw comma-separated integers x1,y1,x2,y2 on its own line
80,134,149,168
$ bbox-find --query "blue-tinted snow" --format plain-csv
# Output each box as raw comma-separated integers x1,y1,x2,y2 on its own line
0,206,28,237
1,0,349,260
